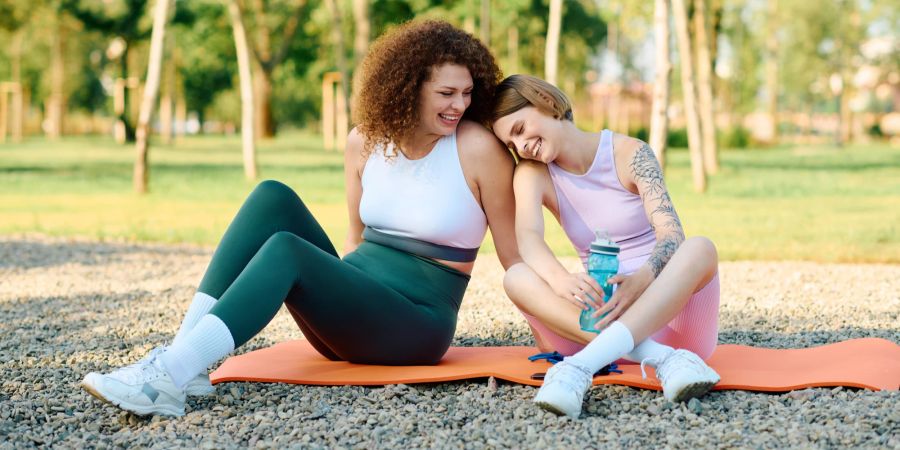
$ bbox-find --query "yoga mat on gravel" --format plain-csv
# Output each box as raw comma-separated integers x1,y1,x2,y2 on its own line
210,338,900,392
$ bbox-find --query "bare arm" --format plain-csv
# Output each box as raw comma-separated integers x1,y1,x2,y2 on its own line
343,128,366,255
458,122,521,270
629,140,685,277
513,162,570,280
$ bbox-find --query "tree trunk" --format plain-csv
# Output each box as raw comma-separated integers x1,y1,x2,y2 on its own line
480,0,490,47
649,0,671,170
120,46,136,143
693,0,718,173
325,0,350,147
463,0,475,34
763,0,778,144
159,30,176,145
133,0,172,194
47,14,66,140
10,30,24,143
507,23,519,74
229,0,258,180
352,0,370,62
672,0,706,193
252,66,274,138
251,0,275,138
544,0,562,85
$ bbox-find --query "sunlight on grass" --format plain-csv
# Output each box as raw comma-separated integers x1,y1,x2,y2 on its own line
1,133,898,263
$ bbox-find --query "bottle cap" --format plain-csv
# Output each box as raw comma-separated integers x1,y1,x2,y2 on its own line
590,230,620,254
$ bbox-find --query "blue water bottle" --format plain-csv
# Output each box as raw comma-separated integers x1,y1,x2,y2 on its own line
580,230,621,333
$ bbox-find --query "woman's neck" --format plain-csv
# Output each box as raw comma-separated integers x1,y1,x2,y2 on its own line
397,129,444,160
552,122,602,175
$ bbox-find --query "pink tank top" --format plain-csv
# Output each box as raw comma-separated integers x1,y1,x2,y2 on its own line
548,129,656,275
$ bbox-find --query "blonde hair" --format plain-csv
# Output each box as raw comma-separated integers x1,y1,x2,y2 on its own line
490,74,573,124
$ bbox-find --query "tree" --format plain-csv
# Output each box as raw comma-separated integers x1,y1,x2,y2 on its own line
0,0,36,143
134,0,173,194
242,0,307,138
63,0,152,143
693,0,718,172
762,0,778,144
228,0,257,180
649,0,671,169
480,0,490,46
324,0,350,135
544,0,562,85
672,0,706,192
352,0,370,62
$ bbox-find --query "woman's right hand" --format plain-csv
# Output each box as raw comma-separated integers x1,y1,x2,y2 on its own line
548,271,604,310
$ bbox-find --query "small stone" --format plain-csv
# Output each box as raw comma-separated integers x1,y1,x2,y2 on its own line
688,398,703,414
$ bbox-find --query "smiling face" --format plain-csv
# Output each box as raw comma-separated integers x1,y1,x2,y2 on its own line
492,106,565,163
417,63,474,136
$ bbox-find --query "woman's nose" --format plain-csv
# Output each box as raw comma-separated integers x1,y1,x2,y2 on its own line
452,94,466,111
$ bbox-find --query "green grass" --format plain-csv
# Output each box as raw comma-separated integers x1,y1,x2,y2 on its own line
1,133,898,263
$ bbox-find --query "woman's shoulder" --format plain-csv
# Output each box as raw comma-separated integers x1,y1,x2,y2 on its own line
455,120,511,163
611,131,649,160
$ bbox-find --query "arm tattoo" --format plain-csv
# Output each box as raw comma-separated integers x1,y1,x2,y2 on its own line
630,143,685,277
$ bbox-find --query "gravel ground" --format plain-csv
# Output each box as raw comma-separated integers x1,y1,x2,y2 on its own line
1,236,898,449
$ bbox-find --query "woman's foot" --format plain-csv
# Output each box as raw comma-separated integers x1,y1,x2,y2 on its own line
81,353,186,417
532,358,594,418
137,346,215,396
644,349,720,402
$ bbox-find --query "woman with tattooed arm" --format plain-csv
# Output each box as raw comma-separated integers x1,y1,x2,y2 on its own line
491,75,720,419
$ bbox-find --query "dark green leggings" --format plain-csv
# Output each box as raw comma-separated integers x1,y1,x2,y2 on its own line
200,180,469,365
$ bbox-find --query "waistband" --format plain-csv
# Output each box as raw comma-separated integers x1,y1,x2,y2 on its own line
362,226,480,263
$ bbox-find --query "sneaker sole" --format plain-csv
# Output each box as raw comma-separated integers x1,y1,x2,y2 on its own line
81,380,185,417
669,380,717,403
185,384,215,397
534,400,579,418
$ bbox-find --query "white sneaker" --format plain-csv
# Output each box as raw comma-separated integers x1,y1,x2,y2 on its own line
642,349,720,402
533,358,594,418
81,354,186,417
138,347,215,397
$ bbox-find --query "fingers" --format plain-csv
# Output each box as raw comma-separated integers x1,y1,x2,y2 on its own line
568,292,590,310
596,302,627,329
579,273,604,297
607,274,625,285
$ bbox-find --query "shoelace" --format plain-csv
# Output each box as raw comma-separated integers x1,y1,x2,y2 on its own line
528,351,622,375
642,351,708,383
110,349,167,384
546,362,594,392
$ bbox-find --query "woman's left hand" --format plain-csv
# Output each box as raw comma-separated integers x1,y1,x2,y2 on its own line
592,266,655,330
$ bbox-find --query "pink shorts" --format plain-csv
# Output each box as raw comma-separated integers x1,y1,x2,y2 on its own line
522,273,720,360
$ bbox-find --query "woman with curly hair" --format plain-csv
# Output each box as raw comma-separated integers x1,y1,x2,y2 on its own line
81,20,519,417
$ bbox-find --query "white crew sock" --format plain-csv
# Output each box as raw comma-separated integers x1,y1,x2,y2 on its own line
625,337,674,364
566,321,635,374
172,292,218,345
160,314,235,389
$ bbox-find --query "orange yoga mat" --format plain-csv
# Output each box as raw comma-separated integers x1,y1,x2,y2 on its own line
211,338,900,392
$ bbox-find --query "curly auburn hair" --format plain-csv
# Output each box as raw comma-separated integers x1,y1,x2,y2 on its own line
353,20,502,154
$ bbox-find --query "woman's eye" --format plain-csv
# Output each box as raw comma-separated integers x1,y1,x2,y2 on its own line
463,91,472,96
440,92,452,96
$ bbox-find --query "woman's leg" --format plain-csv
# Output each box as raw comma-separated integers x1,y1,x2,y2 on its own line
503,262,597,345
616,237,719,344
531,238,720,417
162,232,458,388
172,180,339,357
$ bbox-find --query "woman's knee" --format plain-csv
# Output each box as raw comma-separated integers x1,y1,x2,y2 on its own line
683,236,718,269
502,263,530,297
503,263,543,307
250,179,303,208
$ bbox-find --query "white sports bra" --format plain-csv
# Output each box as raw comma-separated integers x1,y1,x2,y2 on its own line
359,132,488,254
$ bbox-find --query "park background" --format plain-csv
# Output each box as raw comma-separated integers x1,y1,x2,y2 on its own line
0,0,898,263
1,1,899,448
